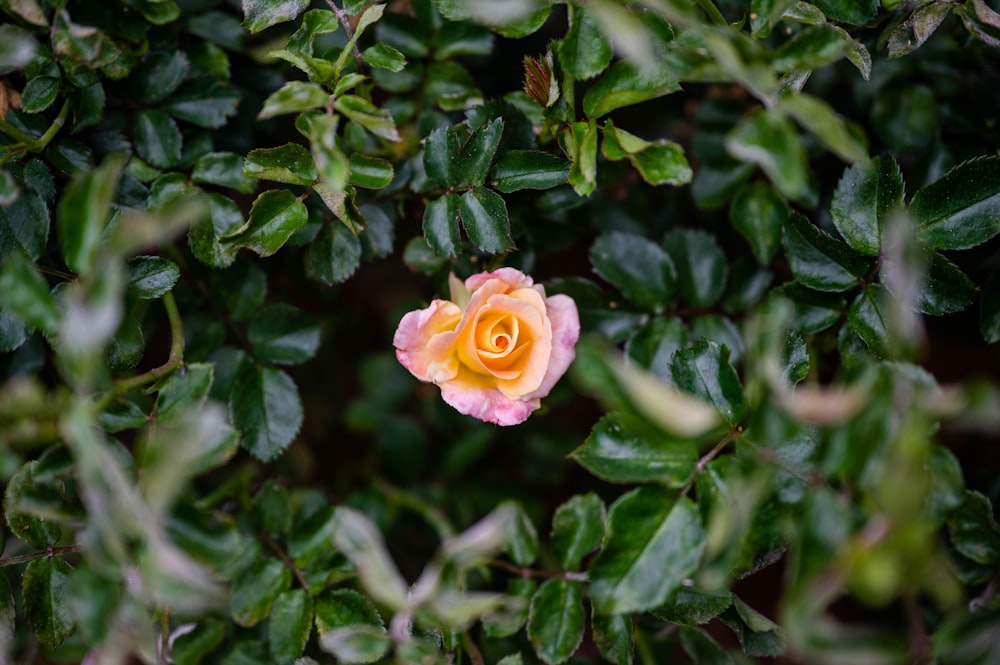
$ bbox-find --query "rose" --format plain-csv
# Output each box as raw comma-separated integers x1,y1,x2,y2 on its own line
393,268,580,426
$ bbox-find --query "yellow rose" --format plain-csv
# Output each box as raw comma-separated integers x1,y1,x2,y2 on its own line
393,268,580,425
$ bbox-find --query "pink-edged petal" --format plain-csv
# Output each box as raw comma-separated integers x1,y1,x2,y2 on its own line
524,294,580,401
393,300,462,382
465,268,533,292
439,371,540,426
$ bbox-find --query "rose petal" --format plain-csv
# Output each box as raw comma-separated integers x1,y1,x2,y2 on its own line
393,300,462,382
524,294,580,401
465,267,533,292
439,368,540,426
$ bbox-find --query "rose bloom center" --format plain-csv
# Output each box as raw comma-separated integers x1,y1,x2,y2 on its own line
469,310,532,378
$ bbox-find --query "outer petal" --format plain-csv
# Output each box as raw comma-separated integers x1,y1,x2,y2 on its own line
524,294,580,401
465,267,533,292
393,300,462,382
439,368,539,426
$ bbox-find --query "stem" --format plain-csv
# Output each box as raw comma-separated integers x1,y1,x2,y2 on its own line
488,559,588,582
634,628,658,665
0,544,82,567
0,98,70,152
905,592,930,664
695,0,728,26
462,633,485,665
680,430,739,498
259,532,311,592
324,0,365,69
376,479,455,541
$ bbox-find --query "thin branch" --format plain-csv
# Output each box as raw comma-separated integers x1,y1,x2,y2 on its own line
0,544,82,567
695,0,728,26
488,559,588,582
324,0,365,69
462,632,485,665
0,98,69,152
259,532,311,592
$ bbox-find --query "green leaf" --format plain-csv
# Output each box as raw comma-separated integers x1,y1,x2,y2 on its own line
588,487,704,614
583,60,681,119
847,286,890,356
490,151,569,192
0,0,47,26
730,180,788,265
362,43,407,72
331,507,408,610
229,358,303,461
590,232,676,312
156,363,213,422
773,284,846,335
242,0,310,34
0,571,14,646
51,10,119,68
229,558,292,627
171,620,227,665
434,0,552,38
602,121,691,186
348,154,394,189
914,251,977,316
720,598,786,657
223,190,309,258
778,93,868,164
4,461,63,548
781,213,870,292
244,144,317,185
334,95,401,142
830,154,904,256
459,187,514,254
456,118,504,187
670,340,746,426
126,255,180,300
527,579,585,665
679,628,735,665
58,154,124,275
913,156,1000,250
435,21,494,59
653,586,733,626
259,81,329,119
663,229,727,308
810,0,877,24
725,108,808,201
193,152,257,194
269,589,313,664
246,303,321,366
163,78,240,129
551,493,606,571
572,412,697,487
305,223,362,285
21,76,60,114
0,252,58,335
134,108,183,169
980,269,1000,343
423,194,462,258
287,9,339,55
560,6,613,80
424,126,461,187
0,177,48,262
22,557,75,647
565,120,598,197
888,2,954,59
772,23,850,72
315,588,384,635
319,625,393,664
501,500,539,566
133,51,190,105
484,578,535,638
0,25,37,72
626,316,687,383
306,113,349,194
948,491,1000,565
592,610,634,665
252,480,294,536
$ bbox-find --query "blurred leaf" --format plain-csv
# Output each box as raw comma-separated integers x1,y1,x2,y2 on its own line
133,51,190,105
0,24,37,72
229,358,303,461
726,108,808,201
460,187,514,253
156,363,213,422
913,156,1000,250
229,558,292,627
559,6,613,80
0,252,58,335
193,152,257,194
588,487,704,614
319,625,392,664
334,95,400,142
244,144,317,185
948,491,1000,565
980,269,1000,343
583,60,681,118
847,286,891,357
242,0,309,34
592,610,634,665
4,460,63,548
914,251,976,316
830,154,904,257
126,255,180,300
315,588,384,635
782,213,870,292
663,229,727,308
252,480,294,536
779,93,868,164
888,2,954,59
172,620,226,665
58,154,124,275
363,43,407,72
653,585,733,626
527,579,585,665
572,412,697,486
720,597,786,657
332,507,408,611
670,340,746,426
246,304,320,366
730,180,788,265
501,500,539,566
348,154,394,189
22,557,75,647
773,23,850,72
269,589,313,664
163,78,240,129
679,627,735,665
306,223,362,285
590,232,676,312
0,175,48,262
551,493,606,571
811,0,876,23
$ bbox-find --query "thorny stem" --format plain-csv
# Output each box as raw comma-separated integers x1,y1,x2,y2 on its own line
259,532,311,592
488,559,588,582
324,0,365,69
0,544,82,567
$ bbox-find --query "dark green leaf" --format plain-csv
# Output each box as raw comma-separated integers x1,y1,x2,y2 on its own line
163,78,240,129
565,120,598,197
726,108,808,201
134,109,183,169
913,156,1000,250
981,269,1000,343
626,316,688,383
172,620,226,665
242,0,310,34
588,487,704,614
679,627,735,665
229,358,303,461
193,152,257,194
0,180,48,262
527,579,585,665
847,286,890,356
948,491,1000,565
252,479,294,536
269,589,312,664
490,151,568,193
914,251,976,316
435,21,493,59
592,610,634,665
4,461,63,548
23,557,74,647
424,126,461,187
720,598,786,657
484,578,535,638
0,570,14,648
348,154,394,189
246,303,321,366
572,412,697,486
782,213,870,292
772,284,845,334
0,252,58,335
107,315,144,371
888,2,953,59
730,180,788,265
460,187,514,254
57,154,124,275
127,255,180,300
259,81,328,119
229,558,292,627
670,340,746,426
583,60,681,119
773,23,850,72
287,9,339,55
779,93,868,164
315,588,384,634
334,95,400,142
21,76,59,114
663,229,727,308
244,144,317,185
590,232,676,312
319,625,392,664
930,446,965,525
133,51,190,105
560,7,613,80
551,493,606,571
811,0,877,24
305,223,362,285
830,154,904,256
653,586,733,626
222,190,309,257
156,363,213,423
97,399,149,432
423,194,462,257
362,43,406,72
456,118,504,187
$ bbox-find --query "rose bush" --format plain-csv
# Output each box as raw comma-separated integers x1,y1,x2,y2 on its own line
394,268,580,425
